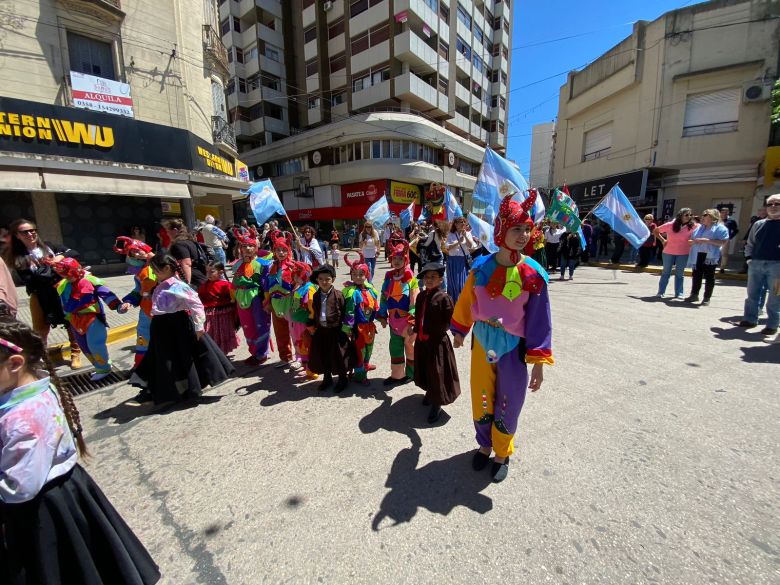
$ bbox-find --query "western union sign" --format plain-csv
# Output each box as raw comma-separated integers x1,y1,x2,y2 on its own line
0,111,115,148
196,146,234,176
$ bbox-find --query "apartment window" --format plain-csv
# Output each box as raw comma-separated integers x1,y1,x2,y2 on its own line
238,77,247,93
471,112,481,124
266,103,283,120
438,77,448,93
350,0,368,17
493,17,500,30
351,32,369,55
491,95,498,107
352,70,370,92
370,24,390,47
328,18,345,39
499,121,505,133
438,39,450,61
371,67,390,85
472,55,484,74
308,96,320,109
490,69,499,82
332,89,346,105
682,88,739,136
302,0,315,7
244,45,258,63
220,18,230,36
264,44,281,62
305,58,318,77
422,0,437,12
500,71,507,85
226,79,235,95
248,103,263,120
503,18,510,33
372,140,381,159
262,74,281,91
67,32,115,79
233,16,241,32
503,46,509,59
304,26,317,44
329,52,346,73
499,96,506,109
484,7,494,22
583,123,613,161
439,3,449,19
456,35,471,59
492,43,500,57
247,73,261,91
472,83,482,99
235,47,244,63
456,3,471,30
473,25,484,46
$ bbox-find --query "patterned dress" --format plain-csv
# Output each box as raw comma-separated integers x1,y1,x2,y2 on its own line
342,281,379,382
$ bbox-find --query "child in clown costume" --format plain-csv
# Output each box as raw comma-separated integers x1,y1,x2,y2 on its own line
342,252,379,385
266,237,296,366
378,241,418,386
451,190,554,483
290,261,317,380
231,235,273,367
114,236,157,368
51,258,122,381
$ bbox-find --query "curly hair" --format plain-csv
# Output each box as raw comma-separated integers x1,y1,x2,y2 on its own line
0,318,88,457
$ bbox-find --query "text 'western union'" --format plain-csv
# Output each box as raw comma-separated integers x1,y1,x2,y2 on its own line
0,111,115,148
196,146,234,176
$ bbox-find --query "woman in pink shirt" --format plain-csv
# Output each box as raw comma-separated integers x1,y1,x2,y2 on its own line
654,208,697,298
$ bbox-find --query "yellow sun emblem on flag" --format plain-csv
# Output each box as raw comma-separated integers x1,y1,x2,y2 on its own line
623,213,632,221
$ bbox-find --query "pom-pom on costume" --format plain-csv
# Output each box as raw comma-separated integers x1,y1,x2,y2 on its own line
231,236,273,362
451,190,554,459
266,238,295,363
51,258,121,375
115,237,157,367
378,241,419,381
424,182,446,222
342,252,379,383
290,262,317,379
307,265,353,384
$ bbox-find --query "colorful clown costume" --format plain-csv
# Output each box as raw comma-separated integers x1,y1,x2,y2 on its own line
342,280,379,383
121,264,157,367
290,279,317,379
266,240,296,363
56,274,121,375
231,253,273,361
378,267,418,380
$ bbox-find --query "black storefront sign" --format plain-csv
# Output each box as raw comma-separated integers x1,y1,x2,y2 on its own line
0,96,234,176
568,169,648,209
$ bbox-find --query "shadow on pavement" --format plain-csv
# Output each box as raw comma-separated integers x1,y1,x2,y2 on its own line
738,343,780,363
360,396,492,531
94,395,223,424
710,326,766,342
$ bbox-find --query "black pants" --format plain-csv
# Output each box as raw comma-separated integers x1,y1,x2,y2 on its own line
690,252,716,300
409,251,420,273
545,243,560,272
637,246,653,267
598,240,609,256
611,239,625,264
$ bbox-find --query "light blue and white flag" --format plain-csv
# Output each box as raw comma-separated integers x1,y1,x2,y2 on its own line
364,195,391,229
473,148,545,223
400,202,415,229
467,213,499,253
592,184,650,249
445,188,463,220
244,179,285,226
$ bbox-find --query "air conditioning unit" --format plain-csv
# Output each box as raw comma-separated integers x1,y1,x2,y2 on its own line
323,1,333,11
743,80,772,103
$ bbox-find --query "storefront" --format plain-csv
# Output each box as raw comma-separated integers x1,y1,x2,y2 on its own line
567,169,651,213
0,96,248,267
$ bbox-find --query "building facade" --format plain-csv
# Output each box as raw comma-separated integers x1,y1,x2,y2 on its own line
529,121,554,189
218,0,513,223
0,0,249,267
551,0,779,233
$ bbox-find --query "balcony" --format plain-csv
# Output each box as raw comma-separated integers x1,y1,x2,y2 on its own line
394,30,439,75
394,0,439,35
58,0,124,17
394,72,448,116
489,131,507,148
352,79,392,110
203,25,230,82
212,115,237,152
455,82,470,105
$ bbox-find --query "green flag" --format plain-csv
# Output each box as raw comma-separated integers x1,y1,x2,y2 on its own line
546,189,581,232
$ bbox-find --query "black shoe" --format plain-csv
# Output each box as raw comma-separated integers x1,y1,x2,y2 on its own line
383,376,411,387
684,295,699,303
128,390,153,406
738,321,758,328
701,299,710,306
491,457,510,483
472,450,491,471
422,396,431,406
427,405,441,423
760,327,778,336
333,377,348,393
318,377,333,392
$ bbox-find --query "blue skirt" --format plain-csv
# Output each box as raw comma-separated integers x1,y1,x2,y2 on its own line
446,255,469,303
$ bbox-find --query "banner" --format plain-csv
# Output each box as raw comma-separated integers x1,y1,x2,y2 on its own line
389,181,421,205
364,195,391,228
592,184,650,249
473,147,545,223
246,180,285,225
546,189,581,232
70,71,134,118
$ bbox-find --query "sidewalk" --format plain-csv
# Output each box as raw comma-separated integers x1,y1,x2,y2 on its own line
586,261,748,282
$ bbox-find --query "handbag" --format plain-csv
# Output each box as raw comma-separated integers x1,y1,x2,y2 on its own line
457,236,473,270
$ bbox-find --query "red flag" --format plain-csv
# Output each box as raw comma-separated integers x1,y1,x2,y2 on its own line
561,184,571,196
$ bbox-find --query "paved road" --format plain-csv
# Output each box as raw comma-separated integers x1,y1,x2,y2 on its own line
73,262,778,585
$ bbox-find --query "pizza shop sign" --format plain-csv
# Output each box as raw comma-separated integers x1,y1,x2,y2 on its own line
340,180,388,207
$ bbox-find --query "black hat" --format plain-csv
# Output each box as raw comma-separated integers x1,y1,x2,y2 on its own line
417,262,446,280
310,264,336,283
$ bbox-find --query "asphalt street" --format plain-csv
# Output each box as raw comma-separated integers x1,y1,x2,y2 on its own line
73,261,778,585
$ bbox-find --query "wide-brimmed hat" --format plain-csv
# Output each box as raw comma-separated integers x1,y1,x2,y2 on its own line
417,262,446,280
310,264,337,283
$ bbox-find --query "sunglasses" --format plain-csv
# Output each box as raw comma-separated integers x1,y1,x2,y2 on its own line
767,202,780,207
19,228,37,235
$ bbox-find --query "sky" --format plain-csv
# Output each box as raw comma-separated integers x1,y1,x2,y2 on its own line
506,0,699,178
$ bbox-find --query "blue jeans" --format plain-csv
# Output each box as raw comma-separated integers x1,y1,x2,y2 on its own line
559,258,577,277
658,253,687,297
366,256,376,281
743,260,780,328
213,246,227,266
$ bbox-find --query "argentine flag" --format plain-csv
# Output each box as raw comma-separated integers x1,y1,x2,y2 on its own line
400,202,415,229
245,179,285,226
467,213,499,253
364,195,391,229
473,148,545,223
592,184,650,249
445,188,463,220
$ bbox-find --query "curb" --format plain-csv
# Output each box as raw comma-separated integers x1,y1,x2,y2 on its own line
587,262,748,282
48,323,137,359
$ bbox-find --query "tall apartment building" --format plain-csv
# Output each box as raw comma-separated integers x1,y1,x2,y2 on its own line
219,0,513,223
0,0,248,267
551,0,779,233
529,121,555,189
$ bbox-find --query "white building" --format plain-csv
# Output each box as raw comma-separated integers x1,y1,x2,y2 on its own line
529,121,555,189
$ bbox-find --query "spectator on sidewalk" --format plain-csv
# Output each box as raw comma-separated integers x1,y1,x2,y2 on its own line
610,233,627,265
718,206,739,273
558,231,582,280
654,208,696,299
0,256,18,317
685,209,729,306
738,193,780,335
598,223,611,260
199,215,229,265
740,207,766,273
544,223,566,273
636,214,658,269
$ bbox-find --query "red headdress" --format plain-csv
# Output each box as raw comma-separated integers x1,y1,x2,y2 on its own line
238,234,257,247
113,236,153,258
389,240,410,265
272,237,291,253
344,251,370,278
494,188,538,264
49,257,85,280
292,261,312,282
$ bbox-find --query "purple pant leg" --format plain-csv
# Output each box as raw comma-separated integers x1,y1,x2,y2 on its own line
250,295,271,359
492,348,528,457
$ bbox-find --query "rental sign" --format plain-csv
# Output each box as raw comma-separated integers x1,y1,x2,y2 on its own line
70,72,134,118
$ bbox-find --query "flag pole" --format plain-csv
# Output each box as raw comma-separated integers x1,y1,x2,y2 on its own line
579,182,619,223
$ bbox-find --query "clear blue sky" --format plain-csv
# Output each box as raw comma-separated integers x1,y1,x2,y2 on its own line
506,0,697,177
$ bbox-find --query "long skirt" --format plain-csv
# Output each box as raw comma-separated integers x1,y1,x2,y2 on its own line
204,305,240,356
131,311,234,404
446,255,469,304
413,335,461,406
308,326,354,377
0,464,160,585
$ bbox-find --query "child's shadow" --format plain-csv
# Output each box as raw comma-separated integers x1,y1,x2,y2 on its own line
360,396,493,530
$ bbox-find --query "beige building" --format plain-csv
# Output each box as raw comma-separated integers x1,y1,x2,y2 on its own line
0,0,248,267
529,121,555,189
551,0,779,234
218,0,513,223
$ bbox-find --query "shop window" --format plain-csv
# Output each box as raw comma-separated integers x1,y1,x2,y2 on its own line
67,32,115,80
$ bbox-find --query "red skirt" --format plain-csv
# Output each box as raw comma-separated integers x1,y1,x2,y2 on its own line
205,305,240,355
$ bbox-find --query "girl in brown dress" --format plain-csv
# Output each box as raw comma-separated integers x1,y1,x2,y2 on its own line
413,262,461,423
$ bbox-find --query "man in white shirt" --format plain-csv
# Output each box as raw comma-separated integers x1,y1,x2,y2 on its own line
199,215,228,265
544,223,567,273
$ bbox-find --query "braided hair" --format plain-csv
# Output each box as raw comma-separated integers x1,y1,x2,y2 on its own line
0,318,88,457
151,252,186,281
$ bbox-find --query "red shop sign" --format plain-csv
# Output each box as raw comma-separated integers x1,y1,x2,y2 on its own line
340,180,388,206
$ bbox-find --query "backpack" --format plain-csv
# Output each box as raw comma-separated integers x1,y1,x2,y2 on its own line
419,233,443,265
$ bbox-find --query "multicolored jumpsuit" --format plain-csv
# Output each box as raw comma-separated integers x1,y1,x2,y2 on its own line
290,282,316,378
342,281,379,382
266,260,295,362
121,264,157,367
231,254,273,360
451,255,554,459
56,275,121,374
378,269,418,379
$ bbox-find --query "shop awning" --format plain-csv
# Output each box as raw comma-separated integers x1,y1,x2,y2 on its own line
1,169,43,191
41,173,191,199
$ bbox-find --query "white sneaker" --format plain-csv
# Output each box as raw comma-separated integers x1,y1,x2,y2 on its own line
90,372,111,382
656,293,664,298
